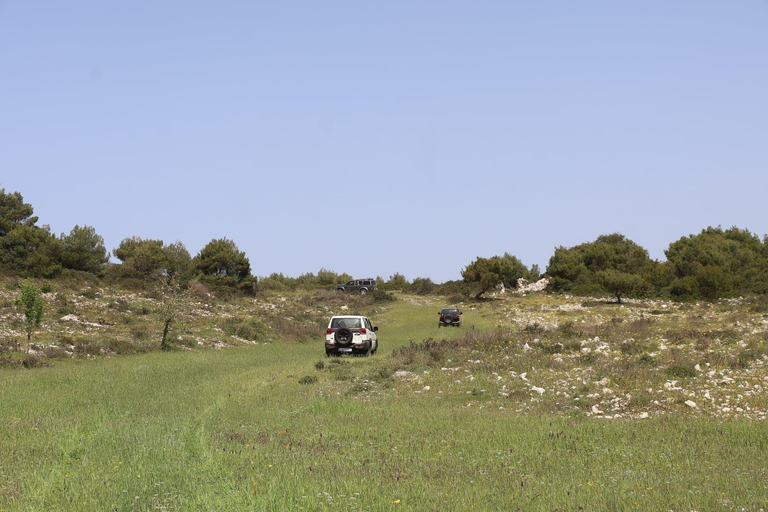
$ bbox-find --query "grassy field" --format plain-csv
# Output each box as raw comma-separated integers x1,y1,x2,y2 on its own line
1,282,768,510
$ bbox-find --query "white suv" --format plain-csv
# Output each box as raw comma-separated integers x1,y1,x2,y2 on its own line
325,315,379,357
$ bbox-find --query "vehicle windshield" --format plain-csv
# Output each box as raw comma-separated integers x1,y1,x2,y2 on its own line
442,309,459,314
331,317,362,329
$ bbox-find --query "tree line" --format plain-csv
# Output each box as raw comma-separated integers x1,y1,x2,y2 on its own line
2,186,767,301
0,187,255,294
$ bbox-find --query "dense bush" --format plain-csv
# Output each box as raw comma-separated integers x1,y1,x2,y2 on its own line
0,188,110,278
0,224,62,277
0,188,38,236
372,290,396,302
193,238,251,282
256,270,353,292
379,273,408,292
546,233,653,301
461,253,531,298
192,238,255,296
59,225,109,275
663,226,767,299
405,277,439,295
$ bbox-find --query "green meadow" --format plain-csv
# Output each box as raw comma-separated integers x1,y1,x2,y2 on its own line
1,288,767,511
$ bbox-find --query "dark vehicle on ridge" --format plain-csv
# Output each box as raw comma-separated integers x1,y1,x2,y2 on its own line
336,278,377,295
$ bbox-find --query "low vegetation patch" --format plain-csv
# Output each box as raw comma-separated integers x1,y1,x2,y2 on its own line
324,295,768,422
0,278,391,366
1,281,767,510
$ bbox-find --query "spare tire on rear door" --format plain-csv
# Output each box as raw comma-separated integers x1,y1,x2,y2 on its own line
335,328,353,345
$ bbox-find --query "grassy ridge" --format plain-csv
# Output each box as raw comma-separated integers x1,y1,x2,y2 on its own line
1,292,767,510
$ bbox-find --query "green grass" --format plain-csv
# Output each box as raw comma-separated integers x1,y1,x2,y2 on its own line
1,344,766,511
1,289,768,510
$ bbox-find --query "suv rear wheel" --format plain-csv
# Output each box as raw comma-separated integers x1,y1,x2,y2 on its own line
335,328,353,345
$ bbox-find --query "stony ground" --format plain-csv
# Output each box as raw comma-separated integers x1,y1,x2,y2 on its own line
330,294,768,421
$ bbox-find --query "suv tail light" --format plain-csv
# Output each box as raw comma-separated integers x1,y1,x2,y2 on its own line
359,328,367,334
326,328,333,334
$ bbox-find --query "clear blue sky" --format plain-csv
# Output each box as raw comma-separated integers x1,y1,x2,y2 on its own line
2,1,767,283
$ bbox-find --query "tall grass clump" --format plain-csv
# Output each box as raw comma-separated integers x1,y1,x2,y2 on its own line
221,316,266,342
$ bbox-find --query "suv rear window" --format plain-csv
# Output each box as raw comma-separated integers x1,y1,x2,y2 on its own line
331,318,362,329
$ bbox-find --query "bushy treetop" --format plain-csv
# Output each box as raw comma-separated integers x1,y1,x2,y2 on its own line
0,188,38,236
0,189,62,277
546,233,652,295
462,252,530,299
664,226,768,299
193,238,251,283
60,225,109,274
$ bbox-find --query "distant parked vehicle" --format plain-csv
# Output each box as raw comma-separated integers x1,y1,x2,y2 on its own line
438,307,462,327
325,315,379,357
336,278,377,296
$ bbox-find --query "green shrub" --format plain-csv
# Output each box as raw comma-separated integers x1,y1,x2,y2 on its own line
388,338,450,369
257,273,291,292
406,277,438,296
734,348,767,369
298,375,317,385
59,225,109,275
665,364,696,379
372,290,396,303
221,317,266,342
381,272,408,292
668,276,699,300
